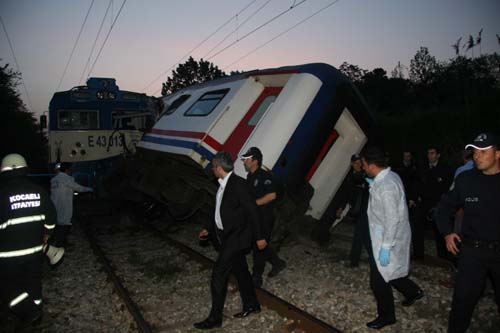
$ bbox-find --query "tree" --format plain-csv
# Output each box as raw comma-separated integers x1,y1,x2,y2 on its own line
464,35,475,57
0,62,46,168
339,62,367,83
476,29,483,55
409,47,440,85
451,37,462,57
161,57,227,95
391,61,407,79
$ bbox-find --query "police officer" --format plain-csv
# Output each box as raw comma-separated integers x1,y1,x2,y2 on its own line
241,147,286,288
0,154,56,328
334,154,369,267
436,132,500,333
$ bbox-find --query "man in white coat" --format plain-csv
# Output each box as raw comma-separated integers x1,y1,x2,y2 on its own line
361,147,424,330
50,163,92,247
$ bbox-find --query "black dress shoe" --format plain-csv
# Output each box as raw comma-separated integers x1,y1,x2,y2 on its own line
193,317,222,330
366,317,396,330
402,289,424,306
233,305,261,318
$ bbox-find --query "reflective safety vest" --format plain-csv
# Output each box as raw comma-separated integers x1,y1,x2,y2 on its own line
0,172,56,263
0,215,51,258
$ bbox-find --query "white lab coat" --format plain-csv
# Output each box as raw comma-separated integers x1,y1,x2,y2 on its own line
367,167,411,282
50,172,92,225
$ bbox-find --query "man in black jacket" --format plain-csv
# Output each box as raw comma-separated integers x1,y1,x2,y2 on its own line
436,132,500,333
241,147,286,287
415,146,453,259
194,151,263,330
334,154,369,267
0,153,56,329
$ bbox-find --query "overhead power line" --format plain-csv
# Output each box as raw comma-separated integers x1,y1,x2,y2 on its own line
224,0,340,70
206,0,307,62
0,15,35,113
202,0,273,60
150,0,307,96
86,0,127,78
80,0,114,84
56,0,95,92
141,0,259,93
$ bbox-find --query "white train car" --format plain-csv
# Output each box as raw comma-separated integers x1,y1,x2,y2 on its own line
133,63,374,220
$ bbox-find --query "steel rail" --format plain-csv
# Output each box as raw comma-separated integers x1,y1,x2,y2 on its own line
152,226,342,333
82,223,153,333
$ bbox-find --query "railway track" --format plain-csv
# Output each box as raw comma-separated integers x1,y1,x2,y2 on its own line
81,211,342,333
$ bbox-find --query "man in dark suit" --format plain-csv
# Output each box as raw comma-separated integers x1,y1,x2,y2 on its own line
194,151,263,330
414,145,453,259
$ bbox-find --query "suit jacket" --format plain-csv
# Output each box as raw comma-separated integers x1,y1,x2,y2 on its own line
417,161,453,205
210,173,262,252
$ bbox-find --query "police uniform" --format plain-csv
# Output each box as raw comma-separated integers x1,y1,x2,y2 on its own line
247,167,285,282
436,168,500,332
0,167,56,324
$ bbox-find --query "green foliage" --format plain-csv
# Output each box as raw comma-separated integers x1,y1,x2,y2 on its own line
0,62,47,168
161,57,227,96
340,50,500,167
409,47,441,85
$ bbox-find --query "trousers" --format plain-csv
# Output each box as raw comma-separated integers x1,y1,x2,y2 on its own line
448,246,500,333
362,215,421,320
209,245,259,320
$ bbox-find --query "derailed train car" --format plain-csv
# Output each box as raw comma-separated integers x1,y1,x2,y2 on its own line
127,63,375,223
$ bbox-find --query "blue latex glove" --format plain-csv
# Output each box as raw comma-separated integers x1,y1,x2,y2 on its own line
379,247,391,267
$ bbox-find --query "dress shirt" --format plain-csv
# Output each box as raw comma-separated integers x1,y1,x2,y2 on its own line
215,171,232,230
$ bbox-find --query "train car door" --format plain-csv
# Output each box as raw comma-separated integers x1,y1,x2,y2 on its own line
222,87,282,159
307,107,367,219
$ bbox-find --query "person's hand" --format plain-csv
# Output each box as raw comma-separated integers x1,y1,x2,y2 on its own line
379,247,391,267
445,233,461,255
408,200,416,208
199,229,209,240
256,239,268,250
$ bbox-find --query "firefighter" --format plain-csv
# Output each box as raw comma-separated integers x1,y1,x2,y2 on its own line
0,153,57,328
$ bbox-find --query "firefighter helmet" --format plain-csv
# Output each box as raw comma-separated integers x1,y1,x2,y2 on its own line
1,153,28,173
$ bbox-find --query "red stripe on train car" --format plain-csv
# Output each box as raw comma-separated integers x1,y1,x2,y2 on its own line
305,130,339,181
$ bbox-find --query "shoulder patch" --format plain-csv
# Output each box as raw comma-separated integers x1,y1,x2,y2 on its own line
264,179,272,185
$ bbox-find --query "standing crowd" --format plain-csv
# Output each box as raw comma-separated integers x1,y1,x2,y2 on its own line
1,131,498,332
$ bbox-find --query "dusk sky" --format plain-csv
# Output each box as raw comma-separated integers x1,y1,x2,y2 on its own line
1,0,499,116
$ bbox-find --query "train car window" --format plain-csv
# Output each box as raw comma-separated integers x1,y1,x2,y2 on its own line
58,110,99,129
164,94,190,115
184,89,229,116
247,95,277,126
112,111,150,130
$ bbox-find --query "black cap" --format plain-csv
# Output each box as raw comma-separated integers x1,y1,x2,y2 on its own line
241,147,263,164
351,153,361,162
465,132,499,150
